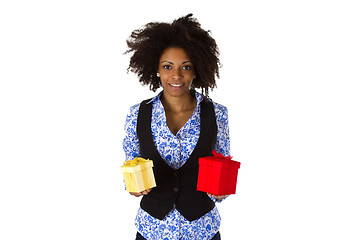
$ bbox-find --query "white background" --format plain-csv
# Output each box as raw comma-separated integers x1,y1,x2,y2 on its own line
1,0,359,239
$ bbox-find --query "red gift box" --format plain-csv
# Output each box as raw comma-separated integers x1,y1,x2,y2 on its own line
197,150,241,196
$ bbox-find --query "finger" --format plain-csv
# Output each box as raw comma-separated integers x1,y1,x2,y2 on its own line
208,194,226,200
130,189,152,197
208,194,217,199
142,189,152,195
130,192,141,197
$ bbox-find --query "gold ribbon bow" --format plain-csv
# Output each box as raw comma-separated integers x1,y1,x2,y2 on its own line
123,157,150,168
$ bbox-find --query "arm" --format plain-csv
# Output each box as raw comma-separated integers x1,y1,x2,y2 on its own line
209,103,231,202
122,104,151,196
214,103,231,157
123,104,141,161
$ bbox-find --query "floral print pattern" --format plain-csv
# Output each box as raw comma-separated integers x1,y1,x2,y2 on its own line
123,91,230,240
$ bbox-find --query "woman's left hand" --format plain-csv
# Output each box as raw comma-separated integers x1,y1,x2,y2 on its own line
208,194,228,200
130,188,152,197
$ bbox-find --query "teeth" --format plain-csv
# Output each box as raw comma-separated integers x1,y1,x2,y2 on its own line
170,84,183,87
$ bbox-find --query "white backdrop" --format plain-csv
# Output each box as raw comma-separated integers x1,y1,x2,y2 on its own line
1,0,359,239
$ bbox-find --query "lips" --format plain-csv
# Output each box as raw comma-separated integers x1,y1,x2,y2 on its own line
169,83,184,87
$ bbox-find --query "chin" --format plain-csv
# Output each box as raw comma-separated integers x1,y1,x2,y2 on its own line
165,89,190,98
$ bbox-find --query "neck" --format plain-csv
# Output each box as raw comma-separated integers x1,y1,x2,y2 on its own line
161,91,196,113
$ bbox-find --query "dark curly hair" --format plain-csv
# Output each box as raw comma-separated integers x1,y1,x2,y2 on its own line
125,14,221,97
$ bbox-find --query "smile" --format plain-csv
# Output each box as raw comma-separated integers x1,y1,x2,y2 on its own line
169,83,184,87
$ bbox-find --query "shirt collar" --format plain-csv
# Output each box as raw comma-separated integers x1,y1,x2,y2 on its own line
145,90,207,106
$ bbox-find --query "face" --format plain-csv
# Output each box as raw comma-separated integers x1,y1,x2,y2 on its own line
158,47,195,98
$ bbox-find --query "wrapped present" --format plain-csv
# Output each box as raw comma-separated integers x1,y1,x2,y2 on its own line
197,150,241,196
120,157,156,193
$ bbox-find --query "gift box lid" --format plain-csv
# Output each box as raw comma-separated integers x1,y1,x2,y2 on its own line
120,157,153,173
199,150,240,169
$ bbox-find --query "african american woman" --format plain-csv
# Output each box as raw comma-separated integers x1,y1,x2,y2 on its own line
123,14,231,240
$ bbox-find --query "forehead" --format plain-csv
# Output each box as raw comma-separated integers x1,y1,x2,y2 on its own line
159,47,191,62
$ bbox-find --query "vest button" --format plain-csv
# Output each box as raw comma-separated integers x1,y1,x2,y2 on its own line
173,187,179,192
174,171,178,177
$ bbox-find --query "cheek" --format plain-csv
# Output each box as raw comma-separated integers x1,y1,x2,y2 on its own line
159,78,166,87
189,77,194,85
187,73,195,83
159,74,170,87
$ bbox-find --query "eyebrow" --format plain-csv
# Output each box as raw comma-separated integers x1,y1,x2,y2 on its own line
161,60,192,65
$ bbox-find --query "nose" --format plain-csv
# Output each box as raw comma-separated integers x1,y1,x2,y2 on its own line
172,68,183,79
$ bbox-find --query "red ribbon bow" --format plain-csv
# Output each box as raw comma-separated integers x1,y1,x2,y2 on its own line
212,150,232,160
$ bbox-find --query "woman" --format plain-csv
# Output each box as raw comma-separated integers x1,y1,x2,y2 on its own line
123,14,230,240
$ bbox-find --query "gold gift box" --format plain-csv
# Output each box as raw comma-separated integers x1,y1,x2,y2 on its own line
120,157,156,193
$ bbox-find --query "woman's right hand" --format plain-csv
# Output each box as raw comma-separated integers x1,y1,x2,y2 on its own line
129,188,152,197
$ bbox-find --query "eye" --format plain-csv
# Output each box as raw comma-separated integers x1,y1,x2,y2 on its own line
182,65,192,70
163,65,172,70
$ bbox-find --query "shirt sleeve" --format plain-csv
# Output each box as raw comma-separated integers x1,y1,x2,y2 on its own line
122,103,141,161
210,102,231,202
213,103,231,157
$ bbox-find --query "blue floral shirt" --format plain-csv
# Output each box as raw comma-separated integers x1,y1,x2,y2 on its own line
123,91,231,240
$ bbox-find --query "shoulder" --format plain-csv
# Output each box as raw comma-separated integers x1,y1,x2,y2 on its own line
124,103,141,132
127,103,141,119
211,101,228,119
126,96,157,121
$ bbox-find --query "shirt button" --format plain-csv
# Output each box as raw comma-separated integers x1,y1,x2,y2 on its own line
173,187,179,192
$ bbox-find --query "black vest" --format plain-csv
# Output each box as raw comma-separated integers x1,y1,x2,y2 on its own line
136,98,217,222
